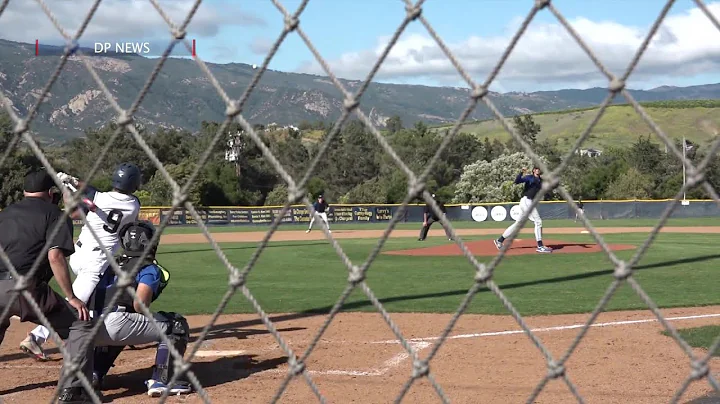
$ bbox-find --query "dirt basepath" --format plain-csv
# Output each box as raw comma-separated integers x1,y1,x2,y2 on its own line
159,226,720,244
1,307,719,403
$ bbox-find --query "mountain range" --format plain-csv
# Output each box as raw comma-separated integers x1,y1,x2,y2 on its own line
1,38,720,142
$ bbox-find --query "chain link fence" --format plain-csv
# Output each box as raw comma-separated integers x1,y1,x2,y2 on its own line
1,0,719,402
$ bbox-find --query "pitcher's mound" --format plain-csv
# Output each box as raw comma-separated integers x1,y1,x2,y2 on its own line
385,238,636,257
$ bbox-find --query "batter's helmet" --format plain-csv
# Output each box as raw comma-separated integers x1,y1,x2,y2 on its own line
112,163,142,194
119,220,158,257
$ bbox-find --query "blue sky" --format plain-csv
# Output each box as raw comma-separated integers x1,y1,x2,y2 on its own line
3,0,720,92
192,0,720,91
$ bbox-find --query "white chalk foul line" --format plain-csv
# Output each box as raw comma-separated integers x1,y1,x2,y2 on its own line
259,341,432,377
7,314,718,377
373,313,720,344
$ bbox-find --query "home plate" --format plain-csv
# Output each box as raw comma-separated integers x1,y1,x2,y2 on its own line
195,350,246,357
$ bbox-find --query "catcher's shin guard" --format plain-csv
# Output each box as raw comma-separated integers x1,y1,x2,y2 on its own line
152,312,190,384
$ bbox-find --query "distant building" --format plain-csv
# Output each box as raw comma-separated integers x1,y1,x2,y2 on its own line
578,148,603,157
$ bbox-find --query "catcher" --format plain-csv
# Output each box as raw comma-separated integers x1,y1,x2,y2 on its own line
58,220,192,402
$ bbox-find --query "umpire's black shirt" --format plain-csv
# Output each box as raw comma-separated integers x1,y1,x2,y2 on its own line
424,201,447,221
0,197,74,280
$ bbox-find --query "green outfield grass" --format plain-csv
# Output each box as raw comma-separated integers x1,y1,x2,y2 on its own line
72,217,719,235
663,326,720,357
139,231,720,318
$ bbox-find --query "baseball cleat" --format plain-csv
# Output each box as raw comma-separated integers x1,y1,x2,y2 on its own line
536,246,553,253
305,229,310,233
493,239,502,250
20,333,49,361
58,386,99,403
146,379,192,397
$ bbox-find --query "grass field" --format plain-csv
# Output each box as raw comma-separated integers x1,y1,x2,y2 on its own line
669,326,720,357
429,104,720,151
35,217,720,402
145,226,720,319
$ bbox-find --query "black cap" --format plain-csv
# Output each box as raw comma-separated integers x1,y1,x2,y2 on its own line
24,170,55,193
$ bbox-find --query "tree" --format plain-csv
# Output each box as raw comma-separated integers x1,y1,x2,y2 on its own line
512,115,541,146
385,115,403,134
534,139,562,170
453,152,548,203
629,135,662,174
0,113,52,208
143,159,207,206
317,120,381,196
148,128,196,167
345,178,389,204
604,167,653,200
64,124,154,186
264,183,289,206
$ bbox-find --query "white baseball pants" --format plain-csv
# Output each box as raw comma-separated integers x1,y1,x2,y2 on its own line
308,212,329,230
30,246,110,345
501,196,543,241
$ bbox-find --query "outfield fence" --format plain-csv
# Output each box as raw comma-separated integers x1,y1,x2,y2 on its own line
100,199,720,227
1,1,719,403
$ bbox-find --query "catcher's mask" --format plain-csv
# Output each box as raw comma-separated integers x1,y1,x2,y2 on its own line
119,220,158,257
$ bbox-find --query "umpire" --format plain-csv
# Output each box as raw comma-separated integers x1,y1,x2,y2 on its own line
0,170,94,402
418,194,453,241
0,169,89,346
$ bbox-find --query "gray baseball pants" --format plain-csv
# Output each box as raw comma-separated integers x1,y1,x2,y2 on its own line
94,310,171,346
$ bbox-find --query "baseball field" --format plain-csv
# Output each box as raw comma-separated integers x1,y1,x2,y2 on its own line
1,218,719,403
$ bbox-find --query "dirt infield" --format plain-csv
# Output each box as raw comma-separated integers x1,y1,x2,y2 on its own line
384,238,637,257
1,226,718,403
2,308,719,403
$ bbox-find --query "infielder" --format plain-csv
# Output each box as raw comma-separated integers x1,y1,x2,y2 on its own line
418,194,453,241
58,220,191,402
306,194,330,233
21,162,142,360
493,167,553,253
575,198,584,222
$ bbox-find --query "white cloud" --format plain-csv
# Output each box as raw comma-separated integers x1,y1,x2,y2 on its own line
296,2,720,90
0,0,265,43
249,37,274,56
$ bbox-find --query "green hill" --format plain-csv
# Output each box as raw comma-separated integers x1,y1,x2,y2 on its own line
430,100,720,151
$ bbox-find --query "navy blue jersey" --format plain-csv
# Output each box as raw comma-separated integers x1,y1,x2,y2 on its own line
313,200,328,213
514,173,542,200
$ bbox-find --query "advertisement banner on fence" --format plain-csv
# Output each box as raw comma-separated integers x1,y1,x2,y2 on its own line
65,200,720,228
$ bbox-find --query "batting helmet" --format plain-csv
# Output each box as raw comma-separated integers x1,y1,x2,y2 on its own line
119,220,158,257
112,162,142,194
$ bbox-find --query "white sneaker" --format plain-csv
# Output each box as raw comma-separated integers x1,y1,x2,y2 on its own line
305,229,310,233
146,379,192,397
20,334,48,361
